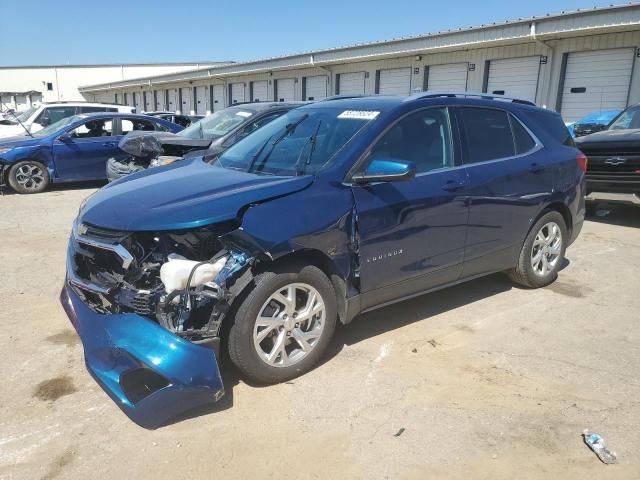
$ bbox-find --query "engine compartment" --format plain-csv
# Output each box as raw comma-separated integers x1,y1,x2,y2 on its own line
69,221,253,342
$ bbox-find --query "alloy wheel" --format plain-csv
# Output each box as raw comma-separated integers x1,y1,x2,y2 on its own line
14,163,45,191
531,221,562,276
253,282,326,367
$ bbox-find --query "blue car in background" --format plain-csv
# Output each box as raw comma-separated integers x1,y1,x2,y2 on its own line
567,109,622,138
0,113,182,193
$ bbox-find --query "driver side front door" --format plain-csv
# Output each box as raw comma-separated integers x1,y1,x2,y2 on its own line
351,107,469,311
52,118,117,180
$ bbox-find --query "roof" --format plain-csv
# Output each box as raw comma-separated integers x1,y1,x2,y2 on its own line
0,61,233,69
80,2,640,92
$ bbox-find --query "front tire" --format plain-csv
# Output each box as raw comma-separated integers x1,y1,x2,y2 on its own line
8,160,49,194
508,211,567,288
228,264,337,384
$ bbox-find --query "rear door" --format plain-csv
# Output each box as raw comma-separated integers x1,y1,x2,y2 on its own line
352,107,469,309
52,117,117,180
457,106,553,277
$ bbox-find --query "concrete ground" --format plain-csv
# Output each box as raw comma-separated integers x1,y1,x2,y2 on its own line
0,185,639,480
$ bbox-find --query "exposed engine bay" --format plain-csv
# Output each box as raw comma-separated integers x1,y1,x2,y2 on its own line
68,221,255,342
106,132,212,180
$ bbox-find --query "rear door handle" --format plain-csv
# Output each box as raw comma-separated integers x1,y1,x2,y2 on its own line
529,162,544,173
442,180,465,192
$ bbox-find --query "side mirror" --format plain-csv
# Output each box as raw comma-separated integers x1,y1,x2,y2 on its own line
58,133,73,143
352,158,416,184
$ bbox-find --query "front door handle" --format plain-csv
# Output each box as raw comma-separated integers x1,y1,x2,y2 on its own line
102,142,117,147
442,180,465,192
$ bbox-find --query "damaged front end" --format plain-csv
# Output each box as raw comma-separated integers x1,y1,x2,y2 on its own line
62,219,254,428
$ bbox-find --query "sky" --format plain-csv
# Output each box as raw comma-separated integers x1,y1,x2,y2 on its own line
0,0,629,66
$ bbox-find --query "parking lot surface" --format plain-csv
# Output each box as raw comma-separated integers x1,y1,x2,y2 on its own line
1,185,639,479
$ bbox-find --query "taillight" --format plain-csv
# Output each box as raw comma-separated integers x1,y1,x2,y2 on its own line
576,152,588,173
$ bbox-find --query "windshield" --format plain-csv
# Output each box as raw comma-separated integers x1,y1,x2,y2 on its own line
609,106,640,130
211,107,379,176
32,115,82,137
179,108,256,139
15,107,37,123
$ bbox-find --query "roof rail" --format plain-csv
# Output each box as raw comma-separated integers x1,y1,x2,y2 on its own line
406,91,536,106
318,94,369,102
44,100,128,106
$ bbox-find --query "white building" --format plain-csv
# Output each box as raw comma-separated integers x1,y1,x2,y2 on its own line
79,3,640,122
0,61,231,112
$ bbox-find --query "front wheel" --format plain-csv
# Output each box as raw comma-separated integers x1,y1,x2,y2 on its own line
8,160,49,194
508,211,567,288
228,264,337,384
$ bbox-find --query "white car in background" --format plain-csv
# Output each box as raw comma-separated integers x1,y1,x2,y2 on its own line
0,102,135,139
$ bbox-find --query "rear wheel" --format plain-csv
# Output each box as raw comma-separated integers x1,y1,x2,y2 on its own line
228,264,337,384
8,160,49,194
508,211,567,288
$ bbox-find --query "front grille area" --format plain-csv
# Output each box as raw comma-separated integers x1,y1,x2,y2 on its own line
586,154,640,174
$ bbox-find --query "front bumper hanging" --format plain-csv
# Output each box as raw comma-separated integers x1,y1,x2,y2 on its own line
60,283,224,429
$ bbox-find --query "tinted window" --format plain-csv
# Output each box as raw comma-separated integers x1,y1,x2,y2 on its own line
509,114,536,154
79,106,108,113
370,107,453,174
70,119,113,138
524,110,575,147
460,108,514,163
38,106,77,126
121,118,157,134
153,121,170,132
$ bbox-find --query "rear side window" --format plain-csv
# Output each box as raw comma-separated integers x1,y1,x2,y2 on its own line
459,108,514,163
79,106,108,113
509,115,537,154
121,118,157,134
525,110,575,147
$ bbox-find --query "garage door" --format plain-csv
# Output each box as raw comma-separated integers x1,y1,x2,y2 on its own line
134,92,144,112
251,81,268,102
30,94,42,108
167,89,178,112
144,91,154,112
338,72,366,95
1,94,13,110
378,68,412,95
427,63,468,91
180,87,192,114
155,90,166,111
231,83,246,104
304,75,328,100
14,95,28,111
195,86,207,115
486,56,541,102
560,48,635,123
211,84,224,111
276,78,295,102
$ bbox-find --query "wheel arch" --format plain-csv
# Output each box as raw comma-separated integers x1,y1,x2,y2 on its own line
253,248,350,325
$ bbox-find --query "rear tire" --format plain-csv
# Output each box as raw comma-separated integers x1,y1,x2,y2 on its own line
508,211,567,288
228,264,337,384
8,160,49,194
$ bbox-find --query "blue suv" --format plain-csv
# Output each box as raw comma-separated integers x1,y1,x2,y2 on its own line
61,93,586,428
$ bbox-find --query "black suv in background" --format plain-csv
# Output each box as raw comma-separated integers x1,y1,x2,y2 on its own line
576,103,640,197
107,102,301,180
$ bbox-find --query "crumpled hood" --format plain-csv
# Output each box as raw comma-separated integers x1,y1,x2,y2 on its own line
79,157,313,231
576,128,640,151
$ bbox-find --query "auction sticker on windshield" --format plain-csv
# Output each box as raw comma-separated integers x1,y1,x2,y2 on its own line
338,110,380,120
235,111,252,118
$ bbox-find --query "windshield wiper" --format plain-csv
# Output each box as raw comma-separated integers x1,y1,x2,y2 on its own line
247,114,309,173
294,120,322,176
245,134,274,173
